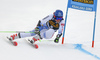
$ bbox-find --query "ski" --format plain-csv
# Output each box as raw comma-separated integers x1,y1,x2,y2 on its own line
7,37,18,46
26,39,38,49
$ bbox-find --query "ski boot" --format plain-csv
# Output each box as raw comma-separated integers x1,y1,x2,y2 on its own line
28,34,41,44
27,35,41,49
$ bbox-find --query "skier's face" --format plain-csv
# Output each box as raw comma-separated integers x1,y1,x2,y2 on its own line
55,19,60,23
54,16,63,23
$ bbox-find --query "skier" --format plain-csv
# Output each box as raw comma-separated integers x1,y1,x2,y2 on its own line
8,10,65,44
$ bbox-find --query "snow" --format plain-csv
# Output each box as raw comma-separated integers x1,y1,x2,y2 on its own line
0,0,100,60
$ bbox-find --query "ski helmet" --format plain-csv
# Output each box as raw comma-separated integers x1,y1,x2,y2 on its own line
54,10,63,18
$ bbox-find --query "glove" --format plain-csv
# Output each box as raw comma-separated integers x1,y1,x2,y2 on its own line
34,27,40,34
54,37,59,43
34,27,42,39
34,20,41,34
54,33,62,43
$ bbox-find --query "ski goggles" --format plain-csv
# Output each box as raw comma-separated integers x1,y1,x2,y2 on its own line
55,17,63,20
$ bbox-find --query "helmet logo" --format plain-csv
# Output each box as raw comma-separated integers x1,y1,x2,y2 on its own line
58,12,62,16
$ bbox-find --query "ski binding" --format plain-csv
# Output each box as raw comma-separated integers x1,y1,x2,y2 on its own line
7,37,18,46
26,39,38,49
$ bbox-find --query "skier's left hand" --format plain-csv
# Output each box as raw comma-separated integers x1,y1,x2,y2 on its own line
54,33,62,43
54,37,59,43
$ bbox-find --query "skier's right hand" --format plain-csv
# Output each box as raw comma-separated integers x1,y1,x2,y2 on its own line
34,27,40,34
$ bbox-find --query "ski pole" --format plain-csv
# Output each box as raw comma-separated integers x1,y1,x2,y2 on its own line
39,40,53,42
0,31,34,33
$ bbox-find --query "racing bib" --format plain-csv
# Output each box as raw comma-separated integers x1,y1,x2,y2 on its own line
49,20,59,30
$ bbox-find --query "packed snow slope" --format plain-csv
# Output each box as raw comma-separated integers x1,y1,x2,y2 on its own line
0,0,100,60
